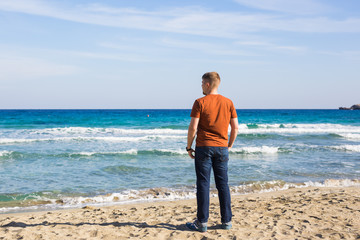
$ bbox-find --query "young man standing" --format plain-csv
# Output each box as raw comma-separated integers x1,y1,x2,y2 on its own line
186,72,239,232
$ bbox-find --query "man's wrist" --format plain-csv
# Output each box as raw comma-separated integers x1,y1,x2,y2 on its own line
186,147,193,151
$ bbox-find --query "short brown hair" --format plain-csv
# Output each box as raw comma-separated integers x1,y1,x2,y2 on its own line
202,72,221,88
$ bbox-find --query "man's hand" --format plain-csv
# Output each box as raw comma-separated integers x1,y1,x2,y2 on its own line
187,149,195,159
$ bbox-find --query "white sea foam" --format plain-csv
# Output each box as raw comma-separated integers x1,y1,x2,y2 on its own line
156,149,187,155
16,127,187,136
0,150,13,157
90,136,150,142
331,145,360,152
68,149,186,157
0,138,39,144
1,179,359,214
2,124,360,139
238,123,360,134
304,179,360,187
0,135,185,145
74,149,139,156
118,149,138,155
2,124,359,146
0,187,198,214
339,133,360,141
67,145,360,156
230,146,279,154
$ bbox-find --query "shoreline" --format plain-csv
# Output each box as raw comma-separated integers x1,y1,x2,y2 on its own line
1,186,359,239
2,178,359,215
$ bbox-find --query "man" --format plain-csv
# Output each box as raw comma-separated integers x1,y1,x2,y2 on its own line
186,72,239,232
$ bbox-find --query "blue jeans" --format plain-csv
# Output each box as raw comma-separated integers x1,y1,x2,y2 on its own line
195,146,232,224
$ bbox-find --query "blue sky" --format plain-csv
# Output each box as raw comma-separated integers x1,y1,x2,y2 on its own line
0,0,359,109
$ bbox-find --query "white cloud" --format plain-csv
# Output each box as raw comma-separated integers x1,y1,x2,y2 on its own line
234,0,333,15
0,0,359,38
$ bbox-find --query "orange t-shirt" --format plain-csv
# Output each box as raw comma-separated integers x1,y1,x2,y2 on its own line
190,94,237,147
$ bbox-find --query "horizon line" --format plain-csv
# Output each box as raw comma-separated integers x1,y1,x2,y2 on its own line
0,108,343,110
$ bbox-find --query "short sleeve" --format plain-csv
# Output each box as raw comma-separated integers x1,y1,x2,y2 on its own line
190,100,201,118
230,101,237,118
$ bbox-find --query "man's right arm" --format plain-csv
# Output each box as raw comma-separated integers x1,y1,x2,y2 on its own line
228,118,239,150
187,117,199,159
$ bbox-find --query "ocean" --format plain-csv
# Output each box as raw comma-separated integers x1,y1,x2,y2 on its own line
0,109,359,213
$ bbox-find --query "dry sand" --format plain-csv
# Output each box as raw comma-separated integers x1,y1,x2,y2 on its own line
1,186,359,240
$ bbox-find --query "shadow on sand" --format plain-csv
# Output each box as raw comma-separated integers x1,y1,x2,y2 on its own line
1,220,223,232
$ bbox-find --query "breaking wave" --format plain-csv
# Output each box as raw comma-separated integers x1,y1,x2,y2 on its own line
1,179,359,214
330,145,360,152
230,146,280,154
0,136,185,145
0,150,14,157
2,127,187,136
238,123,360,134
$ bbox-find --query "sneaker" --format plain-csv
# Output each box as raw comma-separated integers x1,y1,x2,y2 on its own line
221,222,232,230
186,220,207,232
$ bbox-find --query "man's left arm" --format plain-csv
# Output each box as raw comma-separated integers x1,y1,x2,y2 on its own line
228,118,239,150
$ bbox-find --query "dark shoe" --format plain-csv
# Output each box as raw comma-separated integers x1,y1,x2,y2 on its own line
221,222,232,230
186,220,207,232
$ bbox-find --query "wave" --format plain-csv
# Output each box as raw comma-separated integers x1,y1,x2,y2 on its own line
1,179,359,214
2,124,360,146
2,124,360,140
0,138,39,144
227,144,360,154
330,145,360,152
0,135,185,145
0,150,24,160
238,123,360,135
0,149,188,160
0,150,14,157
69,149,139,157
60,149,188,157
65,149,186,157
4,127,187,136
230,146,280,154
2,144,359,160
338,133,360,141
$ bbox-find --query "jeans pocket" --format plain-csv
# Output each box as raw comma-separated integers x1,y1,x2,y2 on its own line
195,147,210,161
220,148,229,162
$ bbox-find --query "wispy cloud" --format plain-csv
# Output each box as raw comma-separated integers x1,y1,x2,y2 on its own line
59,50,153,62
0,0,359,38
234,0,333,15
319,50,360,59
236,41,307,53
0,56,79,80
160,38,258,56
0,42,154,81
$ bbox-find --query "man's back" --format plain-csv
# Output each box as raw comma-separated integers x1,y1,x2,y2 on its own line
190,94,237,147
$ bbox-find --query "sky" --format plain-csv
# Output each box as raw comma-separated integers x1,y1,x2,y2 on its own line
0,0,359,109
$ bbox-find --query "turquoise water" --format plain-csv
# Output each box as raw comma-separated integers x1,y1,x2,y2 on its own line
0,109,360,213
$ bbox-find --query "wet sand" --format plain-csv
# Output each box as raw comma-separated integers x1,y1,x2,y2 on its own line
1,186,359,239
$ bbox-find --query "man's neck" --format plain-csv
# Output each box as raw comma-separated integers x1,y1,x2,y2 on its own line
207,89,218,95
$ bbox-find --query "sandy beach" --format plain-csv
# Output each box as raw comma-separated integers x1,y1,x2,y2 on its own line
1,186,359,239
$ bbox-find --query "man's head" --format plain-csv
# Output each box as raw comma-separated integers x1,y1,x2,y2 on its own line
202,72,221,95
